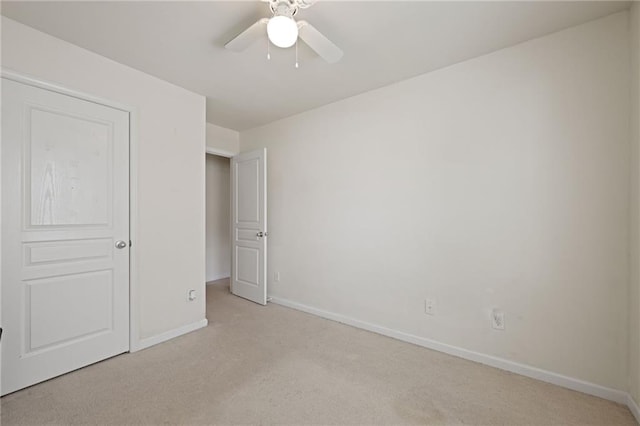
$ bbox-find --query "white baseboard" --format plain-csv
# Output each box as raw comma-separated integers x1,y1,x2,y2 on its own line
270,296,629,405
206,274,230,284
132,318,208,352
628,394,640,424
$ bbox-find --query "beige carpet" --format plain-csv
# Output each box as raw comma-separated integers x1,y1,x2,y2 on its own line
1,279,636,425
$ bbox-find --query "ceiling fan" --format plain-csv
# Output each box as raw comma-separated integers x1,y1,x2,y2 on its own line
225,0,343,64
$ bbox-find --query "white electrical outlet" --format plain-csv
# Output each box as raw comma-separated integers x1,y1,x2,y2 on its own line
274,271,280,282
491,308,505,330
188,290,196,301
425,299,436,315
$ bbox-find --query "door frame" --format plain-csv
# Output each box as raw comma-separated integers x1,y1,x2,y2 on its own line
0,69,142,353
206,147,235,158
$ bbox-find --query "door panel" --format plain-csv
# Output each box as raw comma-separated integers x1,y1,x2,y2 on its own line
24,238,112,266
231,149,267,305
236,246,260,285
27,270,112,352
1,78,130,395
28,107,111,227
237,160,259,222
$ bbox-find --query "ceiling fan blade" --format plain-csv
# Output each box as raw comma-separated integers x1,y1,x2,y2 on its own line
297,21,343,64
225,18,269,52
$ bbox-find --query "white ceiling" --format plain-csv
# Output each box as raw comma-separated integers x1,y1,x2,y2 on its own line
1,1,631,130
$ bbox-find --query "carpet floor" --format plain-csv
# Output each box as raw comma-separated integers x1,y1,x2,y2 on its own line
1,278,636,425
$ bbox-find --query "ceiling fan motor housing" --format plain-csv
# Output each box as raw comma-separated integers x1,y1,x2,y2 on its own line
270,0,298,17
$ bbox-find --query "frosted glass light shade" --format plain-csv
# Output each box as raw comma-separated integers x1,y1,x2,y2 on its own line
267,16,298,48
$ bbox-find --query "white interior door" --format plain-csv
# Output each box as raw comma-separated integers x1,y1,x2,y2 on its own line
1,78,130,395
231,148,267,305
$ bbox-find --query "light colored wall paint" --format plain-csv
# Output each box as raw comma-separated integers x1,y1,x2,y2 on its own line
206,155,231,282
207,122,239,156
630,2,640,404
241,12,630,391
1,17,206,341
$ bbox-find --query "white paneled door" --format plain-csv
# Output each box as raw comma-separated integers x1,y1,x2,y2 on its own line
1,78,130,395
231,149,267,305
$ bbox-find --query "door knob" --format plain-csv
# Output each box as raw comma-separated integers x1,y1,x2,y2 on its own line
256,231,264,238
115,240,127,249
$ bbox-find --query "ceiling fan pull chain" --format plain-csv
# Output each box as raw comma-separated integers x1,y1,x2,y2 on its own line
295,38,299,68
267,36,271,60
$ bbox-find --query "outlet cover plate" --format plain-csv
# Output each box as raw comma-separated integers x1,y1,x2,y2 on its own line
425,299,436,315
491,309,505,330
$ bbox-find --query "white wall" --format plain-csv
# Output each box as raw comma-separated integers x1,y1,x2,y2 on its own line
629,2,640,405
1,17,207,343
206,155,231,282
241,12,630,391
207,122,239,156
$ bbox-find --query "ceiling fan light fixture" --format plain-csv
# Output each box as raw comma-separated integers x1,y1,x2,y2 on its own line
267,15,298,48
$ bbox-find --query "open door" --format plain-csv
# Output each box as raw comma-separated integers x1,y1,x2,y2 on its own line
231,149,267,305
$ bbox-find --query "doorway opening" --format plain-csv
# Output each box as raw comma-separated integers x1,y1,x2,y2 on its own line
205,147,268,306
206,153,231,292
